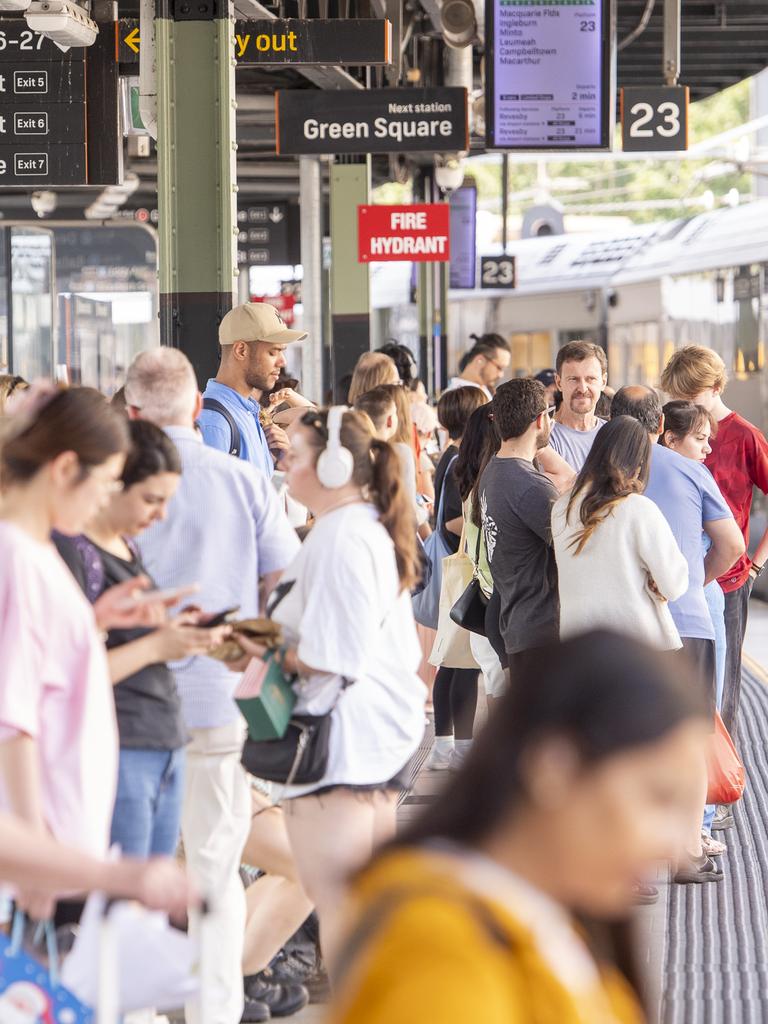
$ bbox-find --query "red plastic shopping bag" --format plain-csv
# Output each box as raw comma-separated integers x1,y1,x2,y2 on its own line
706,712,746,805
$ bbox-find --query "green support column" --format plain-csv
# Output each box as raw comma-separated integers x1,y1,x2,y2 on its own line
329,159,371,401
156,0,237,385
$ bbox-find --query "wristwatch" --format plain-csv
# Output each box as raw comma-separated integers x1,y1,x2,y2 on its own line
750,562,765,580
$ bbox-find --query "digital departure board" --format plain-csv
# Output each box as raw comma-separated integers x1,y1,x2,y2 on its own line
486,0,614,151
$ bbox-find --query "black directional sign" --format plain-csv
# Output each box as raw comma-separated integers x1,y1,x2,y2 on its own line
0,143,86,185
117,17,392,67
621,86,689,152
275,87,469,156
0,17,88,185
236,203,300,266
0,62,86,103
0,21,85,61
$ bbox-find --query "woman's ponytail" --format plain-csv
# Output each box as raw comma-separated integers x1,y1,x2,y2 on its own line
369,438,420,592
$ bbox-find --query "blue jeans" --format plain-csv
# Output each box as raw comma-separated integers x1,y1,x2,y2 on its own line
703,582,727,833
110,748,185,857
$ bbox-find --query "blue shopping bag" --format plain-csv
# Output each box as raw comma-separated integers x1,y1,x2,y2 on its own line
0,913,91,1024
412,454,458,629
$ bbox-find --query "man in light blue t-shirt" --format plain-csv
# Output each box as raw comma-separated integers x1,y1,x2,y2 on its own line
612,385,745,884
549,340,608,472
198,302,308,478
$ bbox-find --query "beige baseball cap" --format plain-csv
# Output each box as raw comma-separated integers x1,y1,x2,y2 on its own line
219,302,308,346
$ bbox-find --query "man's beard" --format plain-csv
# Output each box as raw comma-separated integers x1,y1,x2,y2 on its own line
245,370,274,392
568,394,594,412
535,425,551,450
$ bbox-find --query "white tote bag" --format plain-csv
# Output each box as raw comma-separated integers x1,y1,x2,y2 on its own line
428,522,478,670
61,892,201,1014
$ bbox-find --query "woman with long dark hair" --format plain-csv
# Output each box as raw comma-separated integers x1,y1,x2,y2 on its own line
453,404,505,699
552,416,688,650
330,632,710,1022
425,387,488,771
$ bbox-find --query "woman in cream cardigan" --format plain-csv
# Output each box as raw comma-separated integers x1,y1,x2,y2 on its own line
551,416,689,650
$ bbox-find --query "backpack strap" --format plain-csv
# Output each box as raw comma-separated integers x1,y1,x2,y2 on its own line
201,397,242,458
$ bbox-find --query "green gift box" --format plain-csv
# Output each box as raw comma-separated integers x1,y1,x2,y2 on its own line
235,654,297,741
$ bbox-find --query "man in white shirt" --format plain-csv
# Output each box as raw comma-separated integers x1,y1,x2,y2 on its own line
446,334,511,399
124,348,301,1024
549,341,609,472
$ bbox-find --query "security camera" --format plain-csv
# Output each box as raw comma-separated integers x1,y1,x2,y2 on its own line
434,154,465,194
25,0,98,48
0,0,31,12
30,191,57,218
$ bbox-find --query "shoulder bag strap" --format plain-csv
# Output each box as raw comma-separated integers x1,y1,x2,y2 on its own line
201,397,242,458
435,453,459,531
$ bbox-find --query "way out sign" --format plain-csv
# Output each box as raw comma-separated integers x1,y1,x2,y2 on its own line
358,204,450,263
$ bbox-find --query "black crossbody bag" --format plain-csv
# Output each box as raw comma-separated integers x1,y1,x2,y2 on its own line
449,522,489,637
240,681,352,786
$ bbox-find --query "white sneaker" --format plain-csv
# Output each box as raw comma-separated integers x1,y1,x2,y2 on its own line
425,739,453,770
449,740,472,771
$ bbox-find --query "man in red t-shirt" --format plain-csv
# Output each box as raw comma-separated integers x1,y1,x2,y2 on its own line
662,347,768,757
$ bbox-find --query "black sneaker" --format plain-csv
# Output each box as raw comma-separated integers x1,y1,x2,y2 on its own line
270,947,329,1004
244,974,309,1018
269,948,314,983
241,996,271,1022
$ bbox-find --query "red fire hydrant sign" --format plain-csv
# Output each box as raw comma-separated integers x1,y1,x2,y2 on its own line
358,204,451,262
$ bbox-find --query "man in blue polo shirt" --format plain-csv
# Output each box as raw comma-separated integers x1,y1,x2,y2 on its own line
199,302,308,477
612,385,744,884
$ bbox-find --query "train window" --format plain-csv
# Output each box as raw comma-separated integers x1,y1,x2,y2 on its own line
733,264,763,377
509,332,553,376
9,229,53,381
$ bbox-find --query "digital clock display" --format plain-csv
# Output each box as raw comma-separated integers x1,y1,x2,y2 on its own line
486,0,613,150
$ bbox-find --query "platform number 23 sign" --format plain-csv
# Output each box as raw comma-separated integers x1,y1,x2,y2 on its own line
481,256,516,290
621,87,689,152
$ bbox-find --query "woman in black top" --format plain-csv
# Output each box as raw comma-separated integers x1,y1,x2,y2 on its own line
427,387,488,772
56,421,225,857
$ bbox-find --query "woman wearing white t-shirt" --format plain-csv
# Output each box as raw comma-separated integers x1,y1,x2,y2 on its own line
251,407,426,965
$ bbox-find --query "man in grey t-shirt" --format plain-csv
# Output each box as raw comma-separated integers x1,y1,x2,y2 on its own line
480,379,559,681
549,340,608,471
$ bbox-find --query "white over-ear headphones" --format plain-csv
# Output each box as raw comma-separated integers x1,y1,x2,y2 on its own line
316,406,354,489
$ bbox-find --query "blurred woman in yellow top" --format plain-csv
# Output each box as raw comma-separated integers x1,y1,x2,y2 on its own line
330,631,710,1024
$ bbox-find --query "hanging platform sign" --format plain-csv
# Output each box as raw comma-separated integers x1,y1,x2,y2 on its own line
117,18,392,67
486,0,613,151
276,87,468,156
358,204,451,263
620,86,689,152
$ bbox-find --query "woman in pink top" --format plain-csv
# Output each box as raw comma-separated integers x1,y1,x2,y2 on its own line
0,385,130,914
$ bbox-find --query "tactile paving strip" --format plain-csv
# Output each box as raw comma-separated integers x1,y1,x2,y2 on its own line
662,667,768,1023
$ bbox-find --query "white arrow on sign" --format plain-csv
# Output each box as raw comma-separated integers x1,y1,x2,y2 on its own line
269,205,284,223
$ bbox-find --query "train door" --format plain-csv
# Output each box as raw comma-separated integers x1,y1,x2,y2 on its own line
0,227,55,380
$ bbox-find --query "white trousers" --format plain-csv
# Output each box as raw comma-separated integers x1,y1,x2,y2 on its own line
182,722,251,1024
470,632,506,698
